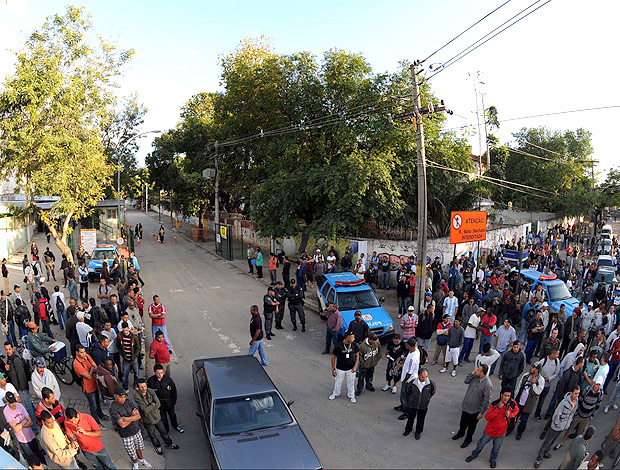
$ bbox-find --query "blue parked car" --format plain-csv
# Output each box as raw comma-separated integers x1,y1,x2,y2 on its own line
316,272,394,343
87,244,120,282
520,269,579,317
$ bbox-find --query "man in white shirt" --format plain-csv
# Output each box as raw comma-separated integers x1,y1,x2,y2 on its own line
476,268,485,283
50,287,66,317
75,312,92,348
395,338,420,420
30,357,62,402
0,372,19,405
460,307,484,364
443,291,458,323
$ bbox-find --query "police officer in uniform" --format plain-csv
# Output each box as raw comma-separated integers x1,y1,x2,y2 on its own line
263,287,279,340
273,281,288,330
287,279,306,332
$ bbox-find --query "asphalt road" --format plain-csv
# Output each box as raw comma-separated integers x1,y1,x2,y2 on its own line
129,209,620,470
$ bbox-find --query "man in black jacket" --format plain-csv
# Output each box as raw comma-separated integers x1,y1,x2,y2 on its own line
404,368,436,440
147,364,184,434
348,311,369,344
498,341,526,392
287,280,305,332
273,282,287,330
103,294,121,326
4,341,37,427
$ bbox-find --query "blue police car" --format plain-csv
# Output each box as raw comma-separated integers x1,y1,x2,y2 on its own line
520,269,579,317
316,272,394,343
87,244,120,282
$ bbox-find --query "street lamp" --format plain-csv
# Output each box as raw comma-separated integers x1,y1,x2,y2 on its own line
116,130,161,232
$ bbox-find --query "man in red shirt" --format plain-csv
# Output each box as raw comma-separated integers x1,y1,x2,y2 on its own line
479,307,497,354
65,407,116,470
73,344,109,429
149,331,171,377
465,387,519,468
148,295,171,349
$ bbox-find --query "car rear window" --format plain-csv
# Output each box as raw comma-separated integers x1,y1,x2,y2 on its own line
212,392,293,436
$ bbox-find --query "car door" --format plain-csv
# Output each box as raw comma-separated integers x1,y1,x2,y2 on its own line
200,384,219,469
317,282,330,312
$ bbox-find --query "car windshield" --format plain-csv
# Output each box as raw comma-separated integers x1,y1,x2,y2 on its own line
212,392,293,436
91,250,114,260
548,282,572,302
337,290,380,310
595,271,616,283
598,259,614,268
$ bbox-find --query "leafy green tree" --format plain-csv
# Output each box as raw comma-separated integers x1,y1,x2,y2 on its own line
0,6,132,263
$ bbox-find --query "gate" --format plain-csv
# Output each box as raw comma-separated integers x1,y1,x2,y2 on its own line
215,223,233,260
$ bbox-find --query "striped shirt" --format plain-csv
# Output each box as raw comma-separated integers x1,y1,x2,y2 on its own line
576,386,603,419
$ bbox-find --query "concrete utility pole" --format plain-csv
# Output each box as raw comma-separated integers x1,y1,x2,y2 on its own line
214,141,220,227
393,63,452,315
411,62,428,317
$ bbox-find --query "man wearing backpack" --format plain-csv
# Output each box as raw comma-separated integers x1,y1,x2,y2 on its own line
35,293,53,339
4,341,38,428
51,286,66,332
534,347,561,422
431,314,452,366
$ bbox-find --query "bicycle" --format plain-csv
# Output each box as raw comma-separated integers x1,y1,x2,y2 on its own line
18,335,74,385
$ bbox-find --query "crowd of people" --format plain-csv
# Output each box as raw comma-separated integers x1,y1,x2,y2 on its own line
246,222,620,469
0,236,183,469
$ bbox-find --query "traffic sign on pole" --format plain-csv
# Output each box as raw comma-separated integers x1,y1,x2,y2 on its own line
450,211,487,244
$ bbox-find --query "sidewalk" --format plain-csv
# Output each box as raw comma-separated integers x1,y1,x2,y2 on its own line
8,228,165,470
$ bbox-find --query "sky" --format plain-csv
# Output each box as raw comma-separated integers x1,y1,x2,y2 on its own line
1,0,619,181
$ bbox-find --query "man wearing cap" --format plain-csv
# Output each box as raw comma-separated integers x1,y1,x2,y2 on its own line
348,310,369,344
4,390,47,463
263,287,279,341
287,279,306,332
75,311,93,348
356,332,380,395
460,307,484,364
581,302,596,342
31,356,62,403
4,341,38,426
109,387,153,469
26,322,55,359
400,306,418,342
329,330,359,403
134,378,179,456
322,303,342,355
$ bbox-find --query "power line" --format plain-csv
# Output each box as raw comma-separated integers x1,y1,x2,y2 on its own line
501,105,620,122
426,0,552,81
422,0,513,63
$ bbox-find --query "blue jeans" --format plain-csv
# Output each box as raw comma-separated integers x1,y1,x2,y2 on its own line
479,335,493,353
41,319,54,338
83,447,117,470
18,389,39,433
325,328,339,353
459,337,475,362
471,431,505,461
85,389,104,424
248,339,268,365
121,358,139,390
525,339,539,362
56,308,66,331
418,338,431,352
519,321,530,343
490,350,507,374
398,297,409,316
6,320,17,347
381,272,390,289
152,324,171,348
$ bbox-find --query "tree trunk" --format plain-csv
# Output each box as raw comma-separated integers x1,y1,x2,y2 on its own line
198,209,204,228
38,210,75,266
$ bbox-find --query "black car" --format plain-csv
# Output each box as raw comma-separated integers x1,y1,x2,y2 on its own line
192,355,323,470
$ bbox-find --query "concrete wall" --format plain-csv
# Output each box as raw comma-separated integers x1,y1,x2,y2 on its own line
0,215,35,260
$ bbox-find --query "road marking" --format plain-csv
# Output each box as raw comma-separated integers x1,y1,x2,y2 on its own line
218,334,229,342
284,333,295,340
169,288,185,293
210,286,222,289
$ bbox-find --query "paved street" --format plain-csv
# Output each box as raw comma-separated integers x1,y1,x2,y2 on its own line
115,209,618,470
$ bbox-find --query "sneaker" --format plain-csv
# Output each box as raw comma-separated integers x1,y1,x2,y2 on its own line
350,397,356,404
99,424,107,431
397,314,402,319
534,460,541,469
321,350,330,355
392,386,397,394
440,368,448,373
133,463,139,470
614,404,619,410
490,461,496,469
329,394,337,400
176,426,185,433
155,447,163,455
536,415,542,422
139,460,153,469
451,370,457,377
554,443,563,450
382,384,391,391
605,405,610,413
355,390,362,396
169,444,180,449
100,414,110,421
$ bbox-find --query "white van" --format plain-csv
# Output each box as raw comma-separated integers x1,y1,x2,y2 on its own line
602,224,613,238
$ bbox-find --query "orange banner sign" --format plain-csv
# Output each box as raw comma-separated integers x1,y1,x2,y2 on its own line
450,211,487,244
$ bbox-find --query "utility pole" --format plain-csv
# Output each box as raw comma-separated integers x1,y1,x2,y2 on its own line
145,184,148,212
480,92,491,169
411,62,428,317
391,64,451,314
214,141,220,227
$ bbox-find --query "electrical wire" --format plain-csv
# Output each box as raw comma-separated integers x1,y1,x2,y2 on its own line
501,105,620,122
421,0,513,63
426,0,552,81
